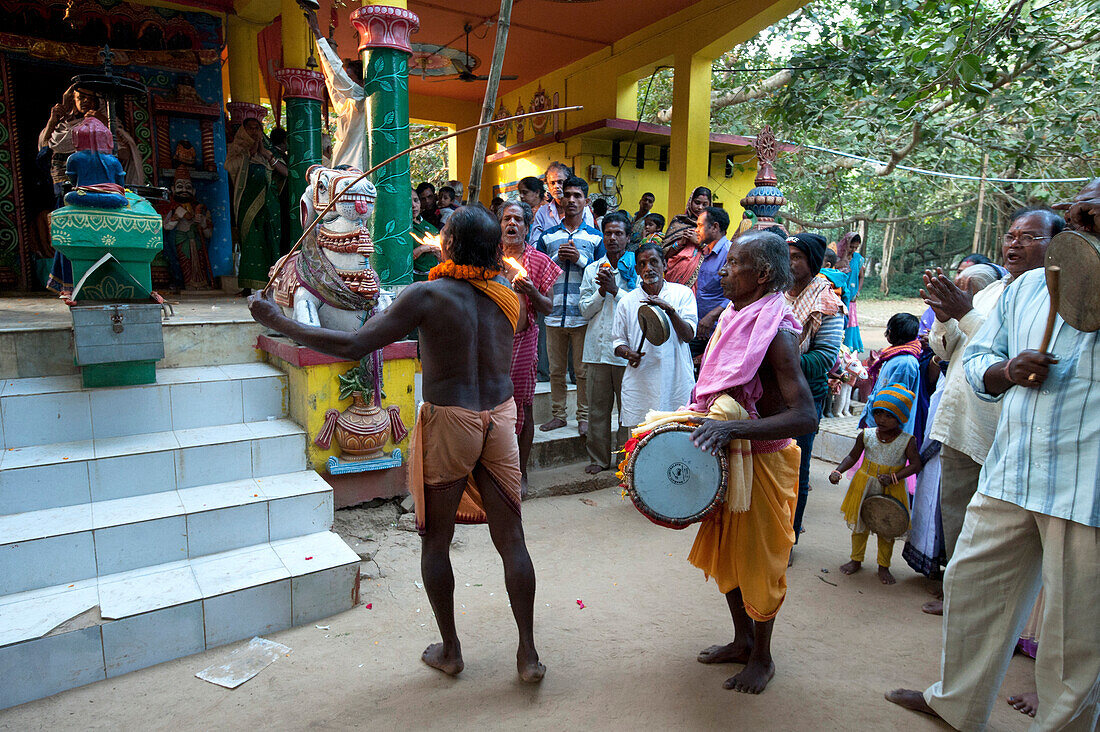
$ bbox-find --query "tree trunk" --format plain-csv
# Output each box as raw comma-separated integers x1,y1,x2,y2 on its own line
466,0,514,204
971,152,989,253
880,219,896,295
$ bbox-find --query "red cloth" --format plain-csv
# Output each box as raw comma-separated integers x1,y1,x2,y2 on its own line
510,247,561,433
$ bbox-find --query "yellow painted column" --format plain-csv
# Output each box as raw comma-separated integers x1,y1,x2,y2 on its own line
366,0,407,6
226,16,263,103
280,0,310,69
667,52,712,211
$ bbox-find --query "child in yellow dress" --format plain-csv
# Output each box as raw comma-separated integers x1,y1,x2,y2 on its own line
829,384,922,585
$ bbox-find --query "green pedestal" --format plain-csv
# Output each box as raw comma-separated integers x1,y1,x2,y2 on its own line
49,191,163,296
79,360,157,388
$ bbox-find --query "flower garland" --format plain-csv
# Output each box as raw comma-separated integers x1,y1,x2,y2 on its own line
428,260,501,281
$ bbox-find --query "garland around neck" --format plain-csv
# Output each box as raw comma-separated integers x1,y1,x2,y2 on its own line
428,261,502,281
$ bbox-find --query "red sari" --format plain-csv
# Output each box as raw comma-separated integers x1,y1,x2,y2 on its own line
509,247,561,433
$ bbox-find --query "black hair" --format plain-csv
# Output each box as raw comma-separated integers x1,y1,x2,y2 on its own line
635,240,666,264
518,176,544,196
1010,207,1065,237
823,250,838,266
439,186,456,199
562,175,588,197
960,253,993,267
644,212,665,230
641,191,655,200
445,205,503,269
590,198,608,217
269,127,287,146
601,210,631,233
690,186,713,203
703,206,730,234
416,182,436,194
886,312,920,345
762,224,789,238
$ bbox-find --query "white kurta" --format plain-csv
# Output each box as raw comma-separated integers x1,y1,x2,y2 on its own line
315,37,367,171
611,282,698,426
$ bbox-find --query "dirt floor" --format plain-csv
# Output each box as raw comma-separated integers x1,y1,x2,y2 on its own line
0,460,1036,731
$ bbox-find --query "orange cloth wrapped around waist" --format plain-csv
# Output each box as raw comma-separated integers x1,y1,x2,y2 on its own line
407,399,522,534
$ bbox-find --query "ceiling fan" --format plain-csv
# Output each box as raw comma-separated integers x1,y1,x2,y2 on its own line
431,23,518,83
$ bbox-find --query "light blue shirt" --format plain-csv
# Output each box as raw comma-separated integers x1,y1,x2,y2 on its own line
963,268,1100,527
537,222,604,329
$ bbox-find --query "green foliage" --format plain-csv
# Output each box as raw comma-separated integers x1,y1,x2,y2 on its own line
641,0,1098,275
409,123,450,187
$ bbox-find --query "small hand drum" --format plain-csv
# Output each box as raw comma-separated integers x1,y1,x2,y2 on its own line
859,494,909,540
637,304,671,346
624,423,728,529
1045,230,1100,333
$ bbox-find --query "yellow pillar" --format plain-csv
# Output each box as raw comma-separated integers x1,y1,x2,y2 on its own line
280,0,310,69
667,52,712,211
226,16,263,103
616,76,638,121
365,0,407,6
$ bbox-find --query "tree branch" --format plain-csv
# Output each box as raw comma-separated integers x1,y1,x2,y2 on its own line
655,69,792,124
782,196,979,229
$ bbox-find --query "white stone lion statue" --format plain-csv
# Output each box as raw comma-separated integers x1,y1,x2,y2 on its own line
270,165,391,332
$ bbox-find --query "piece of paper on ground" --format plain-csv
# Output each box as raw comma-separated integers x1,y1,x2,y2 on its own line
195,637,292,689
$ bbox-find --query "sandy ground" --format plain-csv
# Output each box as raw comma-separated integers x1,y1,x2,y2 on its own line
1,460,1035,731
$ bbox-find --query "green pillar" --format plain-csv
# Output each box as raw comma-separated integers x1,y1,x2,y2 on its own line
275,68,325,242
352,5,419,287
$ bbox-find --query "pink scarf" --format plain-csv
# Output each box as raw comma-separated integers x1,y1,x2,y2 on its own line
689,292,801,415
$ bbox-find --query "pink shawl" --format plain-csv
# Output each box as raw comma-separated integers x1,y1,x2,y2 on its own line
689,292,801,415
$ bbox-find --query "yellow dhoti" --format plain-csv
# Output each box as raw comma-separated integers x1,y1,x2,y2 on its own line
632,396,800,622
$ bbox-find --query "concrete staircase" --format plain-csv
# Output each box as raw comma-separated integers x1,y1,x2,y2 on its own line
0,363,360,710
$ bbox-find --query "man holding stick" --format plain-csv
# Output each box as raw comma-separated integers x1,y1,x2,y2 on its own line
249,206,545,684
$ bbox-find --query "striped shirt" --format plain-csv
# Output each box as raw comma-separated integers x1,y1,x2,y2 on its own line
804,313,845,401
963,268,1100,527
537,222,605,328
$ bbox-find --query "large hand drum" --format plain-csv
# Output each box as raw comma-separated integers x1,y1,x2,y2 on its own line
1046,230,1100,333
860,494,909,540
623,423,728,529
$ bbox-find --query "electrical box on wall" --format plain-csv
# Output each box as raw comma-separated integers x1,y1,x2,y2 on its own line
600,175,617,195
588,164,603,182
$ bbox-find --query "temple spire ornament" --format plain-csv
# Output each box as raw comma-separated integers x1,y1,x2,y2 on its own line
740,125,787,232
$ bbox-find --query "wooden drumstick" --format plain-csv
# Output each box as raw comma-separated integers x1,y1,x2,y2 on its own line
1039,266,1061,354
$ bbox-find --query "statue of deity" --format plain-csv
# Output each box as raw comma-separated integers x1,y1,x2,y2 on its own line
163,167,214,290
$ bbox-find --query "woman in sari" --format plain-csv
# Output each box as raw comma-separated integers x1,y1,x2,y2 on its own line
226,119,286,294
836,231,866,352
663,186,712,288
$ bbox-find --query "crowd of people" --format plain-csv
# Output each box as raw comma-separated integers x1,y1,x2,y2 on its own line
252,171,1100,729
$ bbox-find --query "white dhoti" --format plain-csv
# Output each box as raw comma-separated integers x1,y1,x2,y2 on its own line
924,492,1100,731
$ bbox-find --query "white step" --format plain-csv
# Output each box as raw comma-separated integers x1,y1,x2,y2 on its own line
0,418,306,515
0,363,287,450
0,531,359,709
0,471,331,596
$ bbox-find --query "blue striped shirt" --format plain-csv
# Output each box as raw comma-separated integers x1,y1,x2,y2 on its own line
963,268,1100,527
537,222,605,328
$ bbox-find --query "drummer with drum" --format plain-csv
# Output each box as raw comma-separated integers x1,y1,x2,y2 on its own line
830,384,923,586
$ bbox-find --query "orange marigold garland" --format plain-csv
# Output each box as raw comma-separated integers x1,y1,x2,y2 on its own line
428,261,502,281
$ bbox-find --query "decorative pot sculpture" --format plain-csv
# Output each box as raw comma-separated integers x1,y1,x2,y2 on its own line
314,353,407,462
269,165,389,332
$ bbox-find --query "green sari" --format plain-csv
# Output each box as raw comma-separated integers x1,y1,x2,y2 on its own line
227,138,283,290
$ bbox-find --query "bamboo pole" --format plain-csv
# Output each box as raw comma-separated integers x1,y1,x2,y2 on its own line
262,105,583,293
466,0,514,204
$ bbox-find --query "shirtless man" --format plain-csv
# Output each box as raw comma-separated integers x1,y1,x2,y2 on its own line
687,230,816,693
248,206,544,683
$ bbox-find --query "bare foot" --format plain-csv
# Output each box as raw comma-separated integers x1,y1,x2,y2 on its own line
517,648,546,683
584,463,605,475
1007,692,1038,717
539,417,567,432
840,560,862,575
723,659,775,694
421,643,463,676
886,689,940,718
520,475,529,500
921,600,943,616
578,420,588,436
698,641,752,664
878,566,896,585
